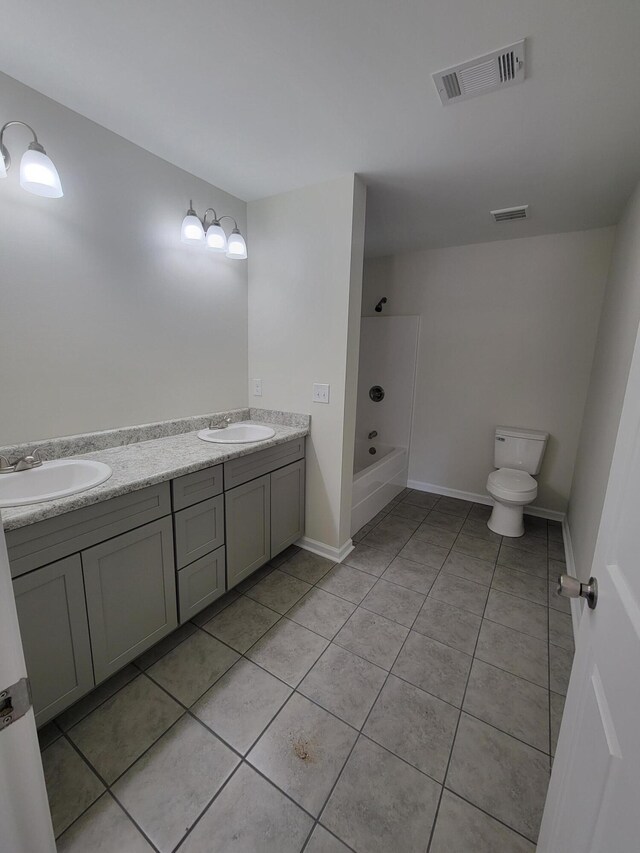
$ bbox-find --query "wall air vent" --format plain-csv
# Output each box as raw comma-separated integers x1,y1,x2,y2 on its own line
491,205,529,222
433,40,526,105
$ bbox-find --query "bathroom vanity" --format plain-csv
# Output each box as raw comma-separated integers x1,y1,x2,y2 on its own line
2,416,307,726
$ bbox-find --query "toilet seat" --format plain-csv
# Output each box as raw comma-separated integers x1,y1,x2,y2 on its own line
487,467,537,503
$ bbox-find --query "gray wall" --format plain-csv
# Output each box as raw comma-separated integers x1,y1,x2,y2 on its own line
363,228,614,513
0,72,248,444
568,182,640,576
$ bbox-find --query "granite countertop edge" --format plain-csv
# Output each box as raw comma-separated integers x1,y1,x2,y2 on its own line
1,421,309,532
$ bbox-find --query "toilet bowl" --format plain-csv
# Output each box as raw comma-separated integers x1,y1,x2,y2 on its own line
486,426,549,537
487,468,538,537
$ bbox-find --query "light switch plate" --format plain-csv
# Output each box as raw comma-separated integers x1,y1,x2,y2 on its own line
313,383,330,404
252,379,263,397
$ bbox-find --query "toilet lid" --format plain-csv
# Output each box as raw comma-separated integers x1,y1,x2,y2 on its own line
487,467,537,502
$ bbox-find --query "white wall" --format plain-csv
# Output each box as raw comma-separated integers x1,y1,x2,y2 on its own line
0,72,248,445
363,229,614,513
568,182,640,577
248,175,366,554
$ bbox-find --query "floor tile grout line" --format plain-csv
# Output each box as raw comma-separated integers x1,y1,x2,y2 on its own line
426,523,497,853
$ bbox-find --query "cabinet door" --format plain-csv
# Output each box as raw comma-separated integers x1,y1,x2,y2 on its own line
82,517,177,682
271,459,305,556
225,474,271,589
177,546,226,623
13,555,94,726
174,494,224,569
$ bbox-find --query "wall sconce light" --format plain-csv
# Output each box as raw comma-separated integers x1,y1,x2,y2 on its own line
181,201,247,259
0,120,63,198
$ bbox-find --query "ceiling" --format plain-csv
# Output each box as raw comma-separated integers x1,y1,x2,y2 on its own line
1,0,639,255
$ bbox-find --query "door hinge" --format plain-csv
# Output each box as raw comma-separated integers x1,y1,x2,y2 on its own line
0,677,32,731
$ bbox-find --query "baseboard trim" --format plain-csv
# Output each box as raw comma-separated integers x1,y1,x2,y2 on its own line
296,536,354,564
561,515,582,639
406,480,566,523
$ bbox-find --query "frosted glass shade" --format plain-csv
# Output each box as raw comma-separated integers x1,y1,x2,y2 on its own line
181,212,205,243
20,148,63,197
226,229,247,259
205,221,228,252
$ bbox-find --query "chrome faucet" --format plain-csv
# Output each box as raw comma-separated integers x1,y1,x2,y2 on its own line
209,417,233,430
0,449,44,473
368,430,378,440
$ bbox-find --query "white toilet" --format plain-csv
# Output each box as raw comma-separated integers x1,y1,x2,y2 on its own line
486,426,549,537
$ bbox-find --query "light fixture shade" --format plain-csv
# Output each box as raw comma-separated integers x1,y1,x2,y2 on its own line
226,228,247,259
205,221,228,252
181,212,205,243
19,148,63,197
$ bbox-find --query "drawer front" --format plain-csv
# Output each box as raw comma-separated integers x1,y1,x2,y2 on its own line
223,438,305,490
82,516,177,683
174,494,225,569
7,483,171,578
172,464,223,511
177,546,226,623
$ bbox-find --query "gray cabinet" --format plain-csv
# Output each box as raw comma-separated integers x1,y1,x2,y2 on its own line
177,546,226,623
225,474,271,589
271,459,305,556
13,555,94,726
82,517,177,682
174,494,224,569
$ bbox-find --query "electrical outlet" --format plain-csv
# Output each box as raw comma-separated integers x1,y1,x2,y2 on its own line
313,383,330,404
252,379,263,397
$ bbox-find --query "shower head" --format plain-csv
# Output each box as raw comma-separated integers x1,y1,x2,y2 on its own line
375,297,387,313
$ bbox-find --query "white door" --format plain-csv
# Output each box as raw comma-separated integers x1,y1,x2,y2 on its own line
538,324,640,852
0,517,56,853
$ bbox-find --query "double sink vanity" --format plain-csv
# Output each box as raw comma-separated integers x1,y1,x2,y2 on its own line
0,409,309,727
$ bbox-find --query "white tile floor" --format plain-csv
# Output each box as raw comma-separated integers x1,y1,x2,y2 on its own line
38,490,573,852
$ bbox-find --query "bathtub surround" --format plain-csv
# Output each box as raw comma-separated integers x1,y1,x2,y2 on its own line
248,175,366,560
568,181,640,578
0,71,248,445
352,316,420,533
363,228,614,515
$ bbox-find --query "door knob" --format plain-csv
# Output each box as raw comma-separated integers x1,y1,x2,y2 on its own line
558,574,598,610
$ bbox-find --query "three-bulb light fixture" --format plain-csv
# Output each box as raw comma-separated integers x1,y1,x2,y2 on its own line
181,201,247,259
0,120,63,197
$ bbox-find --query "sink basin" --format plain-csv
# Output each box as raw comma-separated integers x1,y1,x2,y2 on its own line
0,459,113,507
197,423,276,444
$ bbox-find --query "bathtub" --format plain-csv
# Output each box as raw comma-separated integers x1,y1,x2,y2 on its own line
351,441,408,536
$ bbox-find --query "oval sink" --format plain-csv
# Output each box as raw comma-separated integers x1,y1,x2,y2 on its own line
197,423,276,444
0,459,113,507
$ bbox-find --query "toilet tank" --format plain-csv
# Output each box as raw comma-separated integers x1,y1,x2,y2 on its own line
494,426,549,474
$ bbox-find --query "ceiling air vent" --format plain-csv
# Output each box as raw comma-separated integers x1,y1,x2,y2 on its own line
491,205,529,223
433,40,526,105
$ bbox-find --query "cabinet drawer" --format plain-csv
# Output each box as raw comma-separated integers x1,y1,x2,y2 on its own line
82,517,177,682
172,464,223,511
13,555,94,726
7,483,171,578
177,546,226,623
174,494,224,569
223,438,305,490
